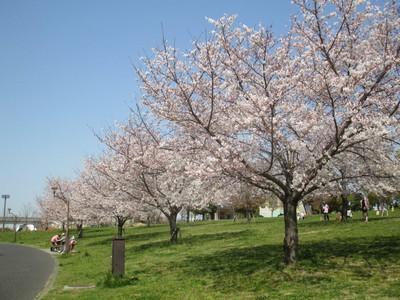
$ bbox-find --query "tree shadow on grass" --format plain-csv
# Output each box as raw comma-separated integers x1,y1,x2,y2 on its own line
125,230,250,253
174,234,400,292
124,230,169,242
82,232,119,241
173,242,285,292
300,234,400,265
182,230,250,245
127,240,172,252
86,237,115,247
85,228,171,247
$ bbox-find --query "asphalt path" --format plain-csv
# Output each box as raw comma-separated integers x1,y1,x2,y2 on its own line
0,243,56,300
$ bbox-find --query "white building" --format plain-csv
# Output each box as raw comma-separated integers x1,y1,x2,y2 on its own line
259,201,306,218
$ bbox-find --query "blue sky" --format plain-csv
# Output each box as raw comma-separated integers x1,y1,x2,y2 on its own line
0,1,297,215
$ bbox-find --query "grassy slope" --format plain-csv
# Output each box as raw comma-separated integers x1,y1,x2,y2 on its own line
1,211,399,299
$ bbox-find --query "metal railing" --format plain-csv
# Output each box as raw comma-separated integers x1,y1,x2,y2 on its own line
0,217,41,224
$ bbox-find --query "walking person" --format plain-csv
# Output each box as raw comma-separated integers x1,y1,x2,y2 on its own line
322,203,329,221
380,203,389,217
361,194,370,222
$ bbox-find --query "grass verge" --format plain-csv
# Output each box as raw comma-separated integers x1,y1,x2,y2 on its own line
1,211,399,299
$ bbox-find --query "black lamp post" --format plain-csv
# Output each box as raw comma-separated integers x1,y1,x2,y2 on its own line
7,208,17,242
2,194,10,232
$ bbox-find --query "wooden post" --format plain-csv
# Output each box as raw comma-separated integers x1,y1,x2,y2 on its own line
112,238,125,276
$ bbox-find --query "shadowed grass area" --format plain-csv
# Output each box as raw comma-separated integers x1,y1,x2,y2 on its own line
1,211,399,299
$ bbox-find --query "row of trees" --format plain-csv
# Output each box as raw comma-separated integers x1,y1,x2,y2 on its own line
306,191,399,215
37,110,235,243
37,0,399,265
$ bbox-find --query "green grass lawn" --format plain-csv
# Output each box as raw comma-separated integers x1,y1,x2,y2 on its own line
2,211,400,299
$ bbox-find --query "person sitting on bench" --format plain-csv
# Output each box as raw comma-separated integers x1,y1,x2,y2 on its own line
50,233,65,252
51,234,60,251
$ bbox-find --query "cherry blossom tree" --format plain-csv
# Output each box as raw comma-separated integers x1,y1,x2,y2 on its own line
311,140,400,221
78,156,142,237
136,0,400,264
96,108,227,243
41,177,84,253
36,190,65,229
228,183,266,221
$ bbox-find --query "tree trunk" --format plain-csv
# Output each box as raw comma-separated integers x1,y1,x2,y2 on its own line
186,209,190,224
77,222,84,238
168,210,179,244
246,203,252,222
116,217,126,238
283,199,299,265
340,194,348,222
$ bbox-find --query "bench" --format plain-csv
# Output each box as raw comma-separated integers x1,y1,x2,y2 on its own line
50,242,64,252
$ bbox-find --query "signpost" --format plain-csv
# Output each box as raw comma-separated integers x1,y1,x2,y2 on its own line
112,238,125,276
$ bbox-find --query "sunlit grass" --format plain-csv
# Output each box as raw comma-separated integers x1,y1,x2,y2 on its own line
1,210,399,299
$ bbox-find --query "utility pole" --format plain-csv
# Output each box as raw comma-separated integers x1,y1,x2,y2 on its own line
2,194,10,232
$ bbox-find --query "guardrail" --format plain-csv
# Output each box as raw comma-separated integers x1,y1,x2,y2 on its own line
0,217,41,224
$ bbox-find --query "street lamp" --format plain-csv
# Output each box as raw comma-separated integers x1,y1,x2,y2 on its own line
51,186,70,254
7,208,17,242
2,194,10,232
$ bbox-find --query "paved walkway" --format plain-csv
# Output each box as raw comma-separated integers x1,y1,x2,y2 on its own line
0,243,57,300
